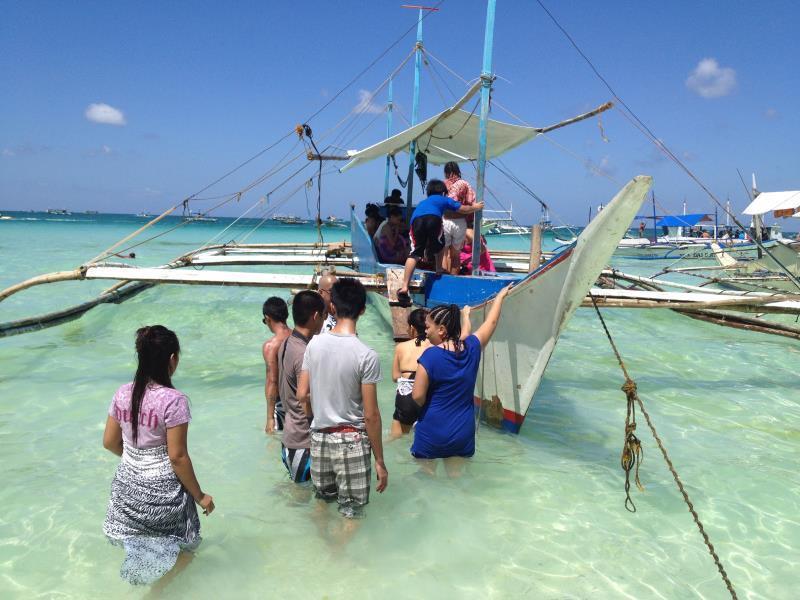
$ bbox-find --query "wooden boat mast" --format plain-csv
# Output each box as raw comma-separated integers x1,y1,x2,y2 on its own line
384,78,394,199
471,0,497,273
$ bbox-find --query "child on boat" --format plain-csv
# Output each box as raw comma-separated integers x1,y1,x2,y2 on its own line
278,290,326,483
443,161,476,275
411,285,511,474
297,277,388,518
459,229,496,275
262,296,291,433
102,325,214,585
390,308,430,437
396,180,484,306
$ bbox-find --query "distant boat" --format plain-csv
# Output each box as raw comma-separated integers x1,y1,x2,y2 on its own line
136,212,153,218
324,215,347,228
0,212,12,220
84,210,99,215
271,214,305,225
481,209,531,235
46,208,71,215
183,211,218,223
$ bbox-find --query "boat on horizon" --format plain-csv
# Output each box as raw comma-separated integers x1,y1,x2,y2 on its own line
46,208,71,215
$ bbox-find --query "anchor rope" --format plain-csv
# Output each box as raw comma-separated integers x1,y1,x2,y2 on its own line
588,293,738,600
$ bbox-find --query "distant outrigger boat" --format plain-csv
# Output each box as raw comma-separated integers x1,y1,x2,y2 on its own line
46,208,71,215
183,211,218,223
136,212,153,218
271,214,305,225
481,208,531,236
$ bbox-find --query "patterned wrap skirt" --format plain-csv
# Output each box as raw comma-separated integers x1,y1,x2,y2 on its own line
103,443,201,585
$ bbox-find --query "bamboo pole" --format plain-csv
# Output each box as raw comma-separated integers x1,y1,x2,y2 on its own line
0,269,85,302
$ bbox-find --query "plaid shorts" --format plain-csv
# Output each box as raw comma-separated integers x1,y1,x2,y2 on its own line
310,430,372,518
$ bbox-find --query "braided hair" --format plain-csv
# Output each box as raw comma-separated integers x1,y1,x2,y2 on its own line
408,308,428,346
428,304,462,352
131,325,180,444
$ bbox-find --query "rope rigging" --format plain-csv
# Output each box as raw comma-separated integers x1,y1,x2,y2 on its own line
588,293,738,600
533,0,800,294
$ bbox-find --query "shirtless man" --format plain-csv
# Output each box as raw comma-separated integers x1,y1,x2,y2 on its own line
262,296,291,433
317,272,338,333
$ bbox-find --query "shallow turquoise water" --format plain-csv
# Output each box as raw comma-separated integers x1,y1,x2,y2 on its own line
0,214,798,598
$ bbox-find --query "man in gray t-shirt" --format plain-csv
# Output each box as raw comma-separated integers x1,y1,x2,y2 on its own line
278,290,325,484
298,278,388,518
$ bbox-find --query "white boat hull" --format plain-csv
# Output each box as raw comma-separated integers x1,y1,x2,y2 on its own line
470,176,651,432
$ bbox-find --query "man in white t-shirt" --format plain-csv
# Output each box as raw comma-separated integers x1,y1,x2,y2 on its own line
297,277,388,518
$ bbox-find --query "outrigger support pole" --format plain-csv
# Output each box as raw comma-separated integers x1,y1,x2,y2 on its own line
472,0,497,274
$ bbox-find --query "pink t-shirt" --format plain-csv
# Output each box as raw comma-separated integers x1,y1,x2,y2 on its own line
108,383,191,449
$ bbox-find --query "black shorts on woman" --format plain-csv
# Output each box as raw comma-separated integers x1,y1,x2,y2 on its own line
410,215,445,260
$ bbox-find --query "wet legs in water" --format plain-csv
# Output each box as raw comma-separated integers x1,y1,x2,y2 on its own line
144,551,194,598
415,456,467,478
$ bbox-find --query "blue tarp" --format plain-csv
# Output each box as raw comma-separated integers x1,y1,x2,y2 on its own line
655,213,712,227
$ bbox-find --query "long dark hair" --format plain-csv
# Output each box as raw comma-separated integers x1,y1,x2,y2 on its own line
429,304,462,352
408,308,428,346
131,325,180,443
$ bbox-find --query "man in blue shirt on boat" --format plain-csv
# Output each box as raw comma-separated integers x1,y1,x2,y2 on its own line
396,180,484,306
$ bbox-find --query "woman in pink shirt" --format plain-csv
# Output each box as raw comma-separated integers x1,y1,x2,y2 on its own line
102,325,214,585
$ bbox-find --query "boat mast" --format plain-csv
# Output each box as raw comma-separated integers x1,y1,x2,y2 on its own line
471,0,497,274
403,5,431,215
383,78,394,200
651,191,657,242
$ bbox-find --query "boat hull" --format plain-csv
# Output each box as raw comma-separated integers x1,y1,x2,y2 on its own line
469,176,652,432
350,176,652,433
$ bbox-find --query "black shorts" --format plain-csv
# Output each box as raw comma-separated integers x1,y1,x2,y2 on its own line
281,445,311,483
393,391,421,425
410,215,444,260
274,398,285,431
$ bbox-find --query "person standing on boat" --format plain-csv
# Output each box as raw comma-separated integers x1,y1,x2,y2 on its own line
411,286,511,473
103,325,214,585
390,308,430,438
278,290,326,483
638,221,646,239
262,297,291,433
297,277,387,517
317,272,338,332
396,180,484,306
443,162,476,275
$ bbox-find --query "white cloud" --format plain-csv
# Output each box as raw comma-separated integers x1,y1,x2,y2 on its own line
686,58,737,98
764,107,779,119
2,148,15,157
102,144,112,154
354,89,384,115
85,103,127,126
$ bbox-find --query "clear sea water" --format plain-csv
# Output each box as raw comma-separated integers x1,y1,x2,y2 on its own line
0,212,798,599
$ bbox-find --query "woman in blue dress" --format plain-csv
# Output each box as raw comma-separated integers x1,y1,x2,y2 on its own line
410,285,511,474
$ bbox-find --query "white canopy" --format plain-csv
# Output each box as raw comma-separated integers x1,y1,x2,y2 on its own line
340,81,540,172
743,191,800,215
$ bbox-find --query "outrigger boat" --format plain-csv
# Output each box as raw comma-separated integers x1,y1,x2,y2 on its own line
0,1,657,434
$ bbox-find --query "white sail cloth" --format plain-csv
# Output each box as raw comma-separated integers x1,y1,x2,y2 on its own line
339,81,539,172
742,191,800,215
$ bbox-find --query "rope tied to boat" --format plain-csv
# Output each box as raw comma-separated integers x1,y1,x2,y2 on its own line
619,378,644,512
588,292,738,600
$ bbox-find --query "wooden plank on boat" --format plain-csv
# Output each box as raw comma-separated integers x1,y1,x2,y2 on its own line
84,266,388,290
188,254,355,267
584,287,800,314
384,267,404,302
529,225,542,271
390,306,413,341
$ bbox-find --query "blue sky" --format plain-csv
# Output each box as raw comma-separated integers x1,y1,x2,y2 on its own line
1,0,798,225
